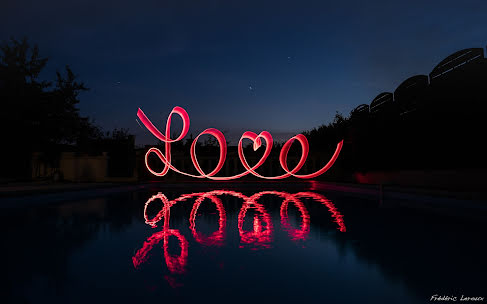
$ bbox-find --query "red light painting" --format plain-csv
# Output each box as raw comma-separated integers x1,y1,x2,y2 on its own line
132,190,346,278
189,193,226,247
133,193,188,274
138,106,343,179
237,197,274,249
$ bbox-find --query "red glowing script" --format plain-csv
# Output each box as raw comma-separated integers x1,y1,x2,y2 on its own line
137,106,343,179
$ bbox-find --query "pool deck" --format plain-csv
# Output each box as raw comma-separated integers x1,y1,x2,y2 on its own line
1,180,487,213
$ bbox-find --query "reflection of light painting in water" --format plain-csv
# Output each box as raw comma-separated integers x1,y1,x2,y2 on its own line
190,193,226,247
138,106,343,180
280,197,310,241
132,195,188,274
132,228,188,274
132,190,346,285
238,196,273,248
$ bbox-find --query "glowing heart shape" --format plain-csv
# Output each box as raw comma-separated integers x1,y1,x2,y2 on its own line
238,131,273,178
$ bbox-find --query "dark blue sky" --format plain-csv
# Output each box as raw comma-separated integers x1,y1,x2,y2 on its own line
1,0,486,145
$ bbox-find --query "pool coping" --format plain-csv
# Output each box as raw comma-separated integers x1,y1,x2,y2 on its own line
1,180,486,210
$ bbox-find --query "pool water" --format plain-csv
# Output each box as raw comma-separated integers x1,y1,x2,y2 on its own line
3,183,486,303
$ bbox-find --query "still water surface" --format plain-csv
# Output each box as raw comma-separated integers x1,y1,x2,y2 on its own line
3,183,486,303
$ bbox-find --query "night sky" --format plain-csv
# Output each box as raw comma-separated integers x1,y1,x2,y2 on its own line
1,0,486,145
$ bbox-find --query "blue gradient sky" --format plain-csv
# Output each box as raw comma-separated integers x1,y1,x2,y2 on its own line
1,0,486,145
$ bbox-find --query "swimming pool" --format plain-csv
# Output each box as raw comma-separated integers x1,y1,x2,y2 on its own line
3,182,486,303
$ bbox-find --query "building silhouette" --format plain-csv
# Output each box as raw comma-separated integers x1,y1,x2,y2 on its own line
346,46,487,188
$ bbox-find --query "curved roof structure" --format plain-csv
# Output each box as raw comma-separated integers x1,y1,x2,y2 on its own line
394,75,428,99
370,92,393,114
394,75,428,115
430,48,484,81
351,104,369,118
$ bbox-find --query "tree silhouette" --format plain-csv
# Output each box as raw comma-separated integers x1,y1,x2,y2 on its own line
0,37,101,179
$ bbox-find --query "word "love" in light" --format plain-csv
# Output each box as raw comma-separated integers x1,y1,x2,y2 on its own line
137,106,343,180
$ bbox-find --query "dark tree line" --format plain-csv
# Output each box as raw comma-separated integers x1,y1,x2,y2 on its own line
0,38,100,148
0,38,134,180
